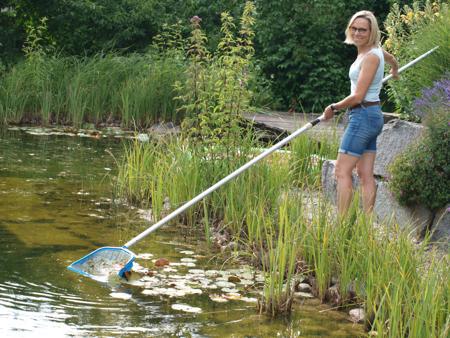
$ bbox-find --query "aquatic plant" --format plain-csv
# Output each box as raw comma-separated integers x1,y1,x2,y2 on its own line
0,52,186,126
116,119,448,336
258,195,301,316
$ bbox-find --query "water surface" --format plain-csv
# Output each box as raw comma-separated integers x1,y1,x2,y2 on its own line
0,128,363,337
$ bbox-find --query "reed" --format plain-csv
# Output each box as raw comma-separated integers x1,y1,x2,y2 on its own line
115,128,448,335
258,195,302,316
0,53,186,126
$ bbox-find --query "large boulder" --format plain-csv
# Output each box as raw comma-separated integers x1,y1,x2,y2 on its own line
374,181,433,235
321,160,433,235
430,205,450,250
374,119,424,177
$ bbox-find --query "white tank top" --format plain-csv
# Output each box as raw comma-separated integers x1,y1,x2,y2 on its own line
349,47,384,102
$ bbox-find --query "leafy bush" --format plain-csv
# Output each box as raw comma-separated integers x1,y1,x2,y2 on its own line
177,2,256,153
389,81,450,210
384,0,449,118
254,0,393,112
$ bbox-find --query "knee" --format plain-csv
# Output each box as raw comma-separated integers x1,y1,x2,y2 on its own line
335,162,352,181
356,168,374,185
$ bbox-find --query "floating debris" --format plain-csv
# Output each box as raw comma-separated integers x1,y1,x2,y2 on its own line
154,258,170,267
171,303,202,313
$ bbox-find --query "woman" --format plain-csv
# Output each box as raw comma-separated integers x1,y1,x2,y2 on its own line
323,10,399,216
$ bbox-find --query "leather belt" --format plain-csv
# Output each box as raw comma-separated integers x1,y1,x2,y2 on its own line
350,101,380,110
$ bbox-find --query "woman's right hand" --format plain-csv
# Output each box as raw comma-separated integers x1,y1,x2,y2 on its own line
323,105,335,120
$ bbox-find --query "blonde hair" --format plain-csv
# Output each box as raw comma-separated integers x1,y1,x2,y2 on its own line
344,10,380,47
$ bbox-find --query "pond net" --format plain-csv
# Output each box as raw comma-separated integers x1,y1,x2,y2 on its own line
68,247,135,281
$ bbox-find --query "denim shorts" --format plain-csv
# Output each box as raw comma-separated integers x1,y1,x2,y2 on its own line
338,105,384,157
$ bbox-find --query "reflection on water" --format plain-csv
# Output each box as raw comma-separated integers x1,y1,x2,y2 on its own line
0,128,364,337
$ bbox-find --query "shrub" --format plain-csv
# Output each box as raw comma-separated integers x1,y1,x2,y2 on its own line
177,2,256,154
384,0,449,118
412,73,450,120
254,0,393,112
389,88,450,210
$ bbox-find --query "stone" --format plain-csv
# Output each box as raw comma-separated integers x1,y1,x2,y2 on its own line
321,161,433,235
374,182,433,235
430,205,450,250
228,275,241,283
322,160,359,204
325,285,341,306
294,291,314,299
297,283,312,293
349,308,365,323
374,119,424,177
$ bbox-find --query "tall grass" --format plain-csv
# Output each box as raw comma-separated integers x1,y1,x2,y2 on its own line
115,129,449,335
0,52,187,126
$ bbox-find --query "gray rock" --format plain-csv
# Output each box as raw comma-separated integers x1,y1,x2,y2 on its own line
374,119,424,177
374,182,432,235
321,160,359,204
293,291,314,299
430,205,450,250
321,161,433,235
349,308,366,323
297,283,312,293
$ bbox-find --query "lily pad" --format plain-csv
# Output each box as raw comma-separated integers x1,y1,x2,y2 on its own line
171,303,202,313
216,281,235,288
223,292,241,300
241,296,258,303
221,287,240,294
136,253,154,260
110,292,132,300
209,294,229,303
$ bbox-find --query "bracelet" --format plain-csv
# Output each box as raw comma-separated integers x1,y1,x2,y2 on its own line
331,104,338,112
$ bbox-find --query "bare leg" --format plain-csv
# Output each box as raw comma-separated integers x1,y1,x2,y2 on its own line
356,152,377,214
335,153,360,216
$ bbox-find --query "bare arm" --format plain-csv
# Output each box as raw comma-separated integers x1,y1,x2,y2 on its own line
323,53,379,119
383,48,399,79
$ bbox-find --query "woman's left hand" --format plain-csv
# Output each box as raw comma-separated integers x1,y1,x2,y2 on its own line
390,67,399,79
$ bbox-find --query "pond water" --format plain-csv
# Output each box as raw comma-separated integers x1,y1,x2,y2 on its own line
0,128,364,337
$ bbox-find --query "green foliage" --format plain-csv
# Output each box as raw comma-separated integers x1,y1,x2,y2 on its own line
22,17,55,59
0,3,24,66
254,0,392,112
383,0,449,117
11,0,163,55
389,107,450,210
289,133,339,188
177,2,256,155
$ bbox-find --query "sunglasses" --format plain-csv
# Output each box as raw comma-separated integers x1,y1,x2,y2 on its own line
350,27,369,34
